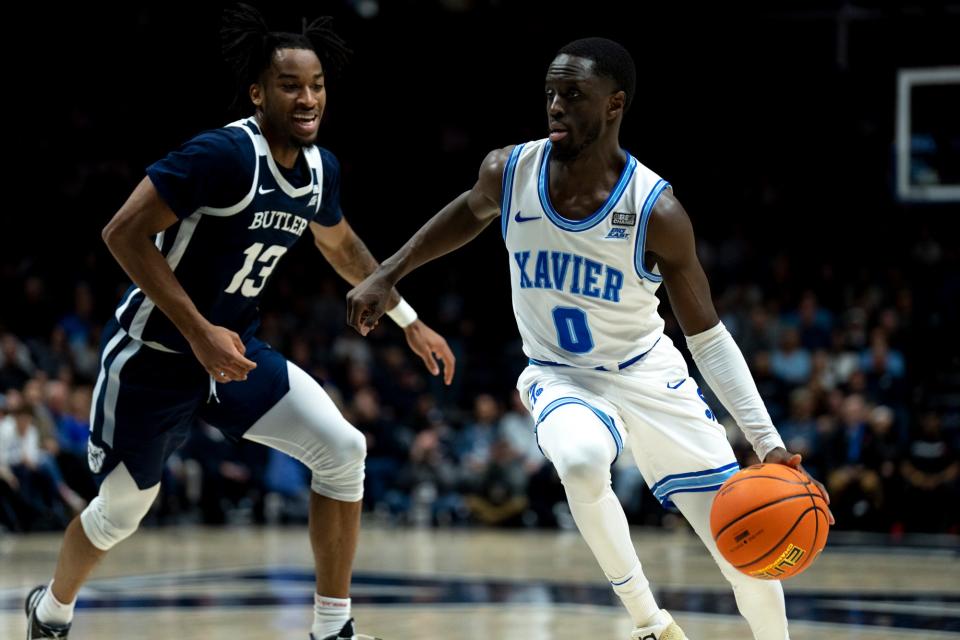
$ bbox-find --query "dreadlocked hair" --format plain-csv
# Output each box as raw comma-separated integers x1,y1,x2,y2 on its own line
301,15,351,78
220,3,352,111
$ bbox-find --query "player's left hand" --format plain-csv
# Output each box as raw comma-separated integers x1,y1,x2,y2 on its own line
764,447,835,525
403,319,456,385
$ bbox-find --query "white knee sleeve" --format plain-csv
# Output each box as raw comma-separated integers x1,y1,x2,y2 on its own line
244,362,366,503
538,404,616,502
80,463,159,551
310,426,366,502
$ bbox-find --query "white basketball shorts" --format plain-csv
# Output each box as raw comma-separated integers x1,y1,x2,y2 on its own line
517,334,739,508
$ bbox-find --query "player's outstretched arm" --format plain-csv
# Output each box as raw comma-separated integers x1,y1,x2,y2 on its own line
647,191,833,520
102,177,256,382
311,218,456,384
311,217,403,306
346,146,512,335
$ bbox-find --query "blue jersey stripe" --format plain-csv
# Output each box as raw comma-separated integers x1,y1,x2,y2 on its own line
500,144,526,240
653,469,740,500
527,337,660,372
634,179,671,281
649,461,740,495
535,397,622,463
537,142,638,232
658,482,736,508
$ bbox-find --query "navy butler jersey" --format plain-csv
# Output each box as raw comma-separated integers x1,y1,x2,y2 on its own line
114,117,342,353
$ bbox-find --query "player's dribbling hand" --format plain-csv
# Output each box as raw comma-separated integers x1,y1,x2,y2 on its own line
187,321,257,383
764,447,836,525
346,274,392,336
403,319,457,385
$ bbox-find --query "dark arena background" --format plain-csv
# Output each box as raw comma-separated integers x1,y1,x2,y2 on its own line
2,2,958,638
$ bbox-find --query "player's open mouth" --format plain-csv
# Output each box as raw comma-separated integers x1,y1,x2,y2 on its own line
549,123,568,142
292,114,318,135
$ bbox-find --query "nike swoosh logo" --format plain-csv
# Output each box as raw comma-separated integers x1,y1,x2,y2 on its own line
514,211,542,223
666,379,686,389
258,186,275,195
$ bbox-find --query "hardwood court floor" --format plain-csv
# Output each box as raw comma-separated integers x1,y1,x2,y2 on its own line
2,525,958,639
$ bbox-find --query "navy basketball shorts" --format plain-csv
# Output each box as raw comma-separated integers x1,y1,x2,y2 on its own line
88,319,291,489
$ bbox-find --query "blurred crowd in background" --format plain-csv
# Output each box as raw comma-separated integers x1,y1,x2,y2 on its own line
1,3,958,537
2,227,957,535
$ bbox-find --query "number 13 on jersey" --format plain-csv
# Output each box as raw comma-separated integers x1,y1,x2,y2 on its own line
225,242,288,297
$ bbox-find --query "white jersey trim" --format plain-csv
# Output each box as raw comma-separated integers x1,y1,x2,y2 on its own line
197,120,260,218
263,134,317,199
100,336,142,448
126,211,202,346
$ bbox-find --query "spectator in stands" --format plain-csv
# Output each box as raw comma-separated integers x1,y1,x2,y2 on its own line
826,394,888,530
779,387,819,475
352,386,410,510
455,393,500,474
464,437,529,527
0,333,36,392
394,414,463,525
771,327,812,386
0,399,76,530
901,411,959,533
499,389,543,475
750,351,788,423
788,291,833,351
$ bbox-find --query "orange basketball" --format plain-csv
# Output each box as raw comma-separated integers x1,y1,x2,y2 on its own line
710,463,830,580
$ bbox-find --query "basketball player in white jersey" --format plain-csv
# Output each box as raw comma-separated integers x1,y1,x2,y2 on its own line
347,38,833,639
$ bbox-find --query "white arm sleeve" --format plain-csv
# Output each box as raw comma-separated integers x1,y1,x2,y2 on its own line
685,321,785,461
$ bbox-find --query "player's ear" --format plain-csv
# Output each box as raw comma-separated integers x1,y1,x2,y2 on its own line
608,91,626,120
249,83,264,109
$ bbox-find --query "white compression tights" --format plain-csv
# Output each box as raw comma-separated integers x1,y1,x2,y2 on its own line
537,404,659,626
81,362,366,551
670,491,789,639
243,362,366,503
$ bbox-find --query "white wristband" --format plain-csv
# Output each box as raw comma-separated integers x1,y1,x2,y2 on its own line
386,297,418,328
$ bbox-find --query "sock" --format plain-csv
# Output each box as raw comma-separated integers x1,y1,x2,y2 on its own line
312,594,350,638
608,561,662,628
37,581,75,626
566,490,661,626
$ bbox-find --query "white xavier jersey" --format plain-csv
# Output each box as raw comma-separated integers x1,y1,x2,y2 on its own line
501,139,671,370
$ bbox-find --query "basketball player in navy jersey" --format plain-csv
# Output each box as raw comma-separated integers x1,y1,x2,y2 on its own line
348,38,832,640
24,6,453,640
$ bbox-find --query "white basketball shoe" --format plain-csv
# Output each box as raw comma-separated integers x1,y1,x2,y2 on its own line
630,609,688,640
